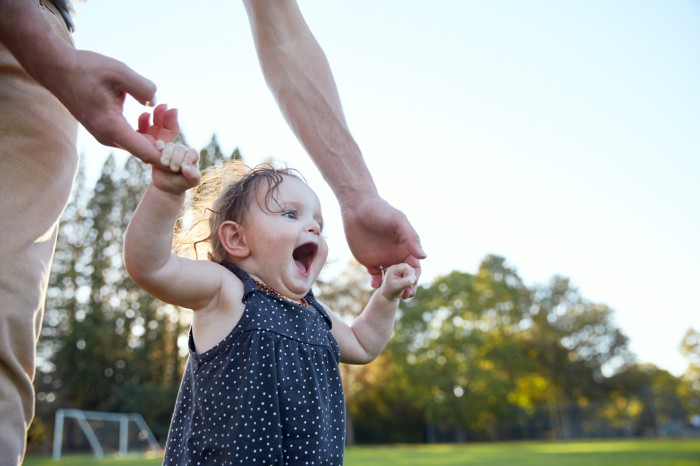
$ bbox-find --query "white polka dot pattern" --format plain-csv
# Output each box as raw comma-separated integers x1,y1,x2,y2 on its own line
162,264,345,465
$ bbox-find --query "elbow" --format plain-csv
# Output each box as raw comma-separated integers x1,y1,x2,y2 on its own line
123,253,143,287
123,241,152,289
342,344,385,366
123,242,138,282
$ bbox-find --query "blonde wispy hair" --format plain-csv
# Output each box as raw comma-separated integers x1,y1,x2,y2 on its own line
174,159,305,263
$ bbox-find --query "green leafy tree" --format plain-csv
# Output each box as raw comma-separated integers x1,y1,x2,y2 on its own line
389,255,534,441
608,363,688,436
680,328,700,421
318,261,425,443
37,138,687,448
681,328,700,389
316,261,373,444
525,276,635,438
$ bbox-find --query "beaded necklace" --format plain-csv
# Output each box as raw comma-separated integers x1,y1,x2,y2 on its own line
254,280,309,308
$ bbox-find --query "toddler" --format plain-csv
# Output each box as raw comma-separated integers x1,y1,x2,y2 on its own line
124,107,416,465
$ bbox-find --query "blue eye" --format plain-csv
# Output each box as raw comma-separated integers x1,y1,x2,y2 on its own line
283,210,297,219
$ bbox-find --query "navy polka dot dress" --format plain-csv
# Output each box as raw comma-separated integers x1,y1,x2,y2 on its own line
163,263,345,465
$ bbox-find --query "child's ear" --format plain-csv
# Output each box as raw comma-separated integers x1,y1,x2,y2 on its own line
219,220,249,258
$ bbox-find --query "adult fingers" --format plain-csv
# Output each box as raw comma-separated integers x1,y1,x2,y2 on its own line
401,255,422,299
369,268,383,289
116,64,157,108
108,120,161,165
397,215,427,260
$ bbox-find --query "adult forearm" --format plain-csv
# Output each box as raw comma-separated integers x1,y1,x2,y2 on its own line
0,0,75,91
243,0,378,203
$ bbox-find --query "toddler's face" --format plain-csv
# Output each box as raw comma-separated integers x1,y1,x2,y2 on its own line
242,175,328,299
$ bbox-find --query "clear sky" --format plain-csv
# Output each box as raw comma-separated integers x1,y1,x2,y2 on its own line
70,1,699,376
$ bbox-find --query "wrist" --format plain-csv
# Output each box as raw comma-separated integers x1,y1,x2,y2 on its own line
380,288,401,303
317,152,379,207
150,183,187,201
337,185,380,212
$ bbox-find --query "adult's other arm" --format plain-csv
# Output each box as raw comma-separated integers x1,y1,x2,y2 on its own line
243,0,426,297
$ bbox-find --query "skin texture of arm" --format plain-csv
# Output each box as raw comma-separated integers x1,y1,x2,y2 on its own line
328,263,415,364
124,185,223,312
127,108,245,352
0,0,161,164
243,0,426,297
125,106,218,311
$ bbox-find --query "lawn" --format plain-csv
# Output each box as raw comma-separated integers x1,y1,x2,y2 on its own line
24,438,700,466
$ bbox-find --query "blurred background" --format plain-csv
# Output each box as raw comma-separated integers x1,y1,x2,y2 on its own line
29,0,700,456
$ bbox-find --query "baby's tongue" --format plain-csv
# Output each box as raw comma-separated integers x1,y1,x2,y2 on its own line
294,259,308,274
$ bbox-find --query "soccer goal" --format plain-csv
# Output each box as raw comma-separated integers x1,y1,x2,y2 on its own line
52,408,162,460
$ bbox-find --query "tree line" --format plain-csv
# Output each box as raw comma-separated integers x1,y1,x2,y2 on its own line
29,136,700,452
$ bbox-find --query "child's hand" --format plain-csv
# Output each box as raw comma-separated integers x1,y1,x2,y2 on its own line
136,104,200,194
137,103,180,159
151,142,201,195
380,263,417,302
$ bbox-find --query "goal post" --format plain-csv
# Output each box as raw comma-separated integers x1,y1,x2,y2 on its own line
52,408,162,460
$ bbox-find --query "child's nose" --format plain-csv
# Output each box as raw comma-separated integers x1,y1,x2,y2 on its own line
307,220,321,235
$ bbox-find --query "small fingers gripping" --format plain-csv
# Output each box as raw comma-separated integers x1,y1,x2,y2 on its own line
152,142,201,193
160,142,180,171
181,147,201,185
381,263,417,301
157,142,199,173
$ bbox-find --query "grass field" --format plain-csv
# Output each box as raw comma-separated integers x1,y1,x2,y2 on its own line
24,438,700,465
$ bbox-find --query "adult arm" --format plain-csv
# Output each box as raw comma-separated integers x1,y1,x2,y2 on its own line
243,0,426,296
0,0,161,164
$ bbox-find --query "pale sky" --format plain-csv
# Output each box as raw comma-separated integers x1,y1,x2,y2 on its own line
70,1,699,376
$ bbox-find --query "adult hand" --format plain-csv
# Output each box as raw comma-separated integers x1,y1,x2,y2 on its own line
0,0,159,163
242,0,426,296
48,49,160,164
340,195,426,298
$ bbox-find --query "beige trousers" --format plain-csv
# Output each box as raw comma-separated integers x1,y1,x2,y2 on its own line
0,1,78,464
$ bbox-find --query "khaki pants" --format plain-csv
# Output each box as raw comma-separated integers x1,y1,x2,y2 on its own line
0,1,78,463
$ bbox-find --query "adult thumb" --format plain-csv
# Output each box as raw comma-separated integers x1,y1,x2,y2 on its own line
113,124,162,165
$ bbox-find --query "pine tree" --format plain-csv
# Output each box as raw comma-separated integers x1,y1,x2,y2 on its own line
38,136,247,442
37,158,90,414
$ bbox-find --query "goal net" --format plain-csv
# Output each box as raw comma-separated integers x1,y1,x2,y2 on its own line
52,409,162,459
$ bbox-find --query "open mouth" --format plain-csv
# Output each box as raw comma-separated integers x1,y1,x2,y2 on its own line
293,242,318,275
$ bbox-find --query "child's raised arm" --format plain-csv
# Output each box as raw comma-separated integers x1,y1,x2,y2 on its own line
327,263,416,364
124,107,219,311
